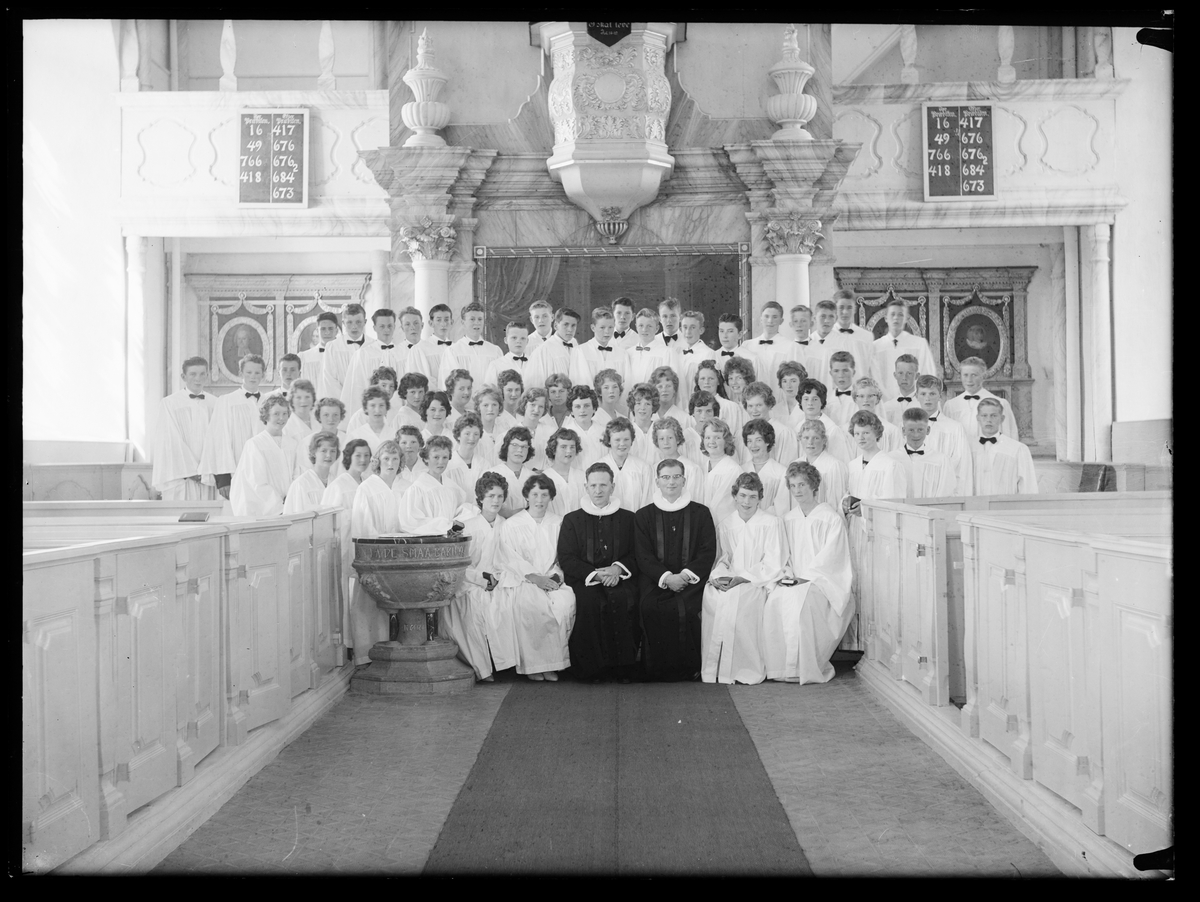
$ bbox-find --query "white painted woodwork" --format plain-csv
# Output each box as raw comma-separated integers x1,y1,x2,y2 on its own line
22,463,157,501
174,535,223,785
22,559,101,872
287,516,318,697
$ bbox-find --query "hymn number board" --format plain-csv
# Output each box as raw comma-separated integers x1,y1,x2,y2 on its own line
922,103,996,202
238,108,309,207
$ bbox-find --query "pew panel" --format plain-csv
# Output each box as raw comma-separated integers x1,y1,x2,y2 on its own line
22,559,101,872
174,536,223,785
865,510,902,677
312,510,342,679
898,515,950,706
286,516,318,698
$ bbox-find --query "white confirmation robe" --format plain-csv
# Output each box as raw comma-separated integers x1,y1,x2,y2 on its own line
397,472,467,536
152,389,217,499
321,471,363,649
282,469,329,515
348,475,401,665
972,435,1038,496
701,508,786,685
763,503,855,684
495,510,576,675
440,513,518,679
229,431,300,517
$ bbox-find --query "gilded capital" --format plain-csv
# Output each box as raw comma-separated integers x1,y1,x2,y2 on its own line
764,217,823,256
399,216,457,261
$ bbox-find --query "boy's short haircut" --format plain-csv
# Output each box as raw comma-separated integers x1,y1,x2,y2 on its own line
916,374,943,392
280,352,302,366
316,311,339,326
398,306,423,320
814,299,836,312
528,299,553,313
977,397,1004,414
742,381,776,407
762,301,784,315
594,368,624,393
370,308,396,323
341,303,366,319
789,304,812,316
591,306,614,324
429,303,453,319
718,312,743,330
635,307,658,322
681,310,705,325
505,320,530,334
902,407,931,424
370,366,398,385
658,297,681,312
886,296,907,310
848,410,884,439
498,369,523,389
568,385,599,408
445,368,474,393
777,360,808,383
798,378,828,407
895,353,920,367
544,372,573,391
182,356,209,373
611,296,635,312
829,350,856,368
398,372,429,394
833,288,856,304
239,353,265,373
554,307,581,324
461,301,486,318
960,356,987,370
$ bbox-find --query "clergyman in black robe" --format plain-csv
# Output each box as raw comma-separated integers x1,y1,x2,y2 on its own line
633,459,717,681
558,464,641,681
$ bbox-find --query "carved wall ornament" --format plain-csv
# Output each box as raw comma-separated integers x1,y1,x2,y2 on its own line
766,23,817,141
574,71,646,111
400,29,451,147
399,216,458,261
764,217,824,256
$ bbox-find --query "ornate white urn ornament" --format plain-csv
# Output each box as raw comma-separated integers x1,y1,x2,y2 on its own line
401,29,451,147
766,24,817,142
538,22,678,244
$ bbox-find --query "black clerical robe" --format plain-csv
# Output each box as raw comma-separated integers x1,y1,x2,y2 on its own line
558,508,640,680
633,501,717,681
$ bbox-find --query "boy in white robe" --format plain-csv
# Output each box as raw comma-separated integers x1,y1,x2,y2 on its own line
275,353,302,402
317,303,368,401
284,431,340,514
339,308,406,414
152,356,217,500
299,312,339,395
610,297,637,352
525,307,581,391
820,290,877,384
484,322,533,389
624,308,675,387
824,351,859,428
943,356,1019,441
397,435,468,536
763,460,855,684
441,472,518,681
199,353,268,499
701,472,787,685
525,300,555,353
570,306,626,394
786,305,828,387
880,354,922,427
972,398,1038,495
405,303,456,384
348,441,404,665
916,374,973,495
674,310,713,391
230,394,300,517
740,302,793,396
495,473,576,680
437,301,502,390
890,409,956,498
872,298,940,399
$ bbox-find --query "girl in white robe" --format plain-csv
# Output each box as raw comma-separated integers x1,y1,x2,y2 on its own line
348,441,404,665
650,417,706,491
346,386,394,455
700,419,744,527
543,428,587,517
397,436,468,536
595,417,654,512
740,419,791,517
440,473,519,680
495,426,537,519
230,396,300,517
763,461,855,684
796,420,849,511
495,474,576,680
321,438,373,660
395,426,429,491
283,431,340,514
444,413,492,509
701,472,787,685
282,379,320,470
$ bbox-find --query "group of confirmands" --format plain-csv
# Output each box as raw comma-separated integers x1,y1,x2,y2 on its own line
151,291,1037,687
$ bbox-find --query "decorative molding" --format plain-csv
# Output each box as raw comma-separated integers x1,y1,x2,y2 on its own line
350,118,385,183
206,117,236,186
400,29,451,148
996,106,1029,176
765,24,817,142
834,109,883,179
398,215,457,261
314,119,340,186
764,216,823,256
889,107,921,178
1037,105,1101,176
833,78,1130,104
136,119,197,187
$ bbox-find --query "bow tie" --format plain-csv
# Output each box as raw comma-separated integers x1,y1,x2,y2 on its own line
561,341,574,349
437,340,453,346
613,330,627,338
963,394,980,401
818,337,827,344
597,345,613,352
839,328,855,334
663,333,679,344
758,339,774,345
347,339,364,346
893,338,900,347
682,348,694,355
189,393,205,400
720,350,736,356
512,356,528,362
380,344,394,350
896,396,912,403
905,447,925,455
318,347,325,353
245,392,260,400
468,340,484,347
928,415,938,422
795,340,808,346
979,436,997,445
636,346,650,352
835,389,852,397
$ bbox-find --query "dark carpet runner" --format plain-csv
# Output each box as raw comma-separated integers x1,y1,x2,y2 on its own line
423,681,812,875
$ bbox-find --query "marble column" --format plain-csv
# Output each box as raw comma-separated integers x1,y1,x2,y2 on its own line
773,252,815,310
370,249,390,313
1088,223,1114,461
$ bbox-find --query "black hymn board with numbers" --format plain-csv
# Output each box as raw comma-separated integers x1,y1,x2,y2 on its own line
922,103,996,202
238,108,309,207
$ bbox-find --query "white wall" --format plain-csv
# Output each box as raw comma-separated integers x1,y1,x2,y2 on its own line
1111,28,1172,422
24,20,127,444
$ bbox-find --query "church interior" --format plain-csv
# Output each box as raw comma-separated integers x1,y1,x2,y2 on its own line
22,19,1172,876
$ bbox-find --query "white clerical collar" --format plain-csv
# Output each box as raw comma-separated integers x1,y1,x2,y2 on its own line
581,497,622,517
652,490,691,512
